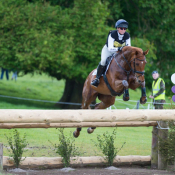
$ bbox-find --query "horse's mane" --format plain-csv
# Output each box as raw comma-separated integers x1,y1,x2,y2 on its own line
122,46,144,59
123,46,143,53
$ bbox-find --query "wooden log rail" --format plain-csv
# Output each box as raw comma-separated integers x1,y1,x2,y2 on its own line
3,156,151,169
0,109,174,123
0,121,157,129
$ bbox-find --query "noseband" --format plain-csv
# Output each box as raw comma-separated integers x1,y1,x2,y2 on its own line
114,51,146,81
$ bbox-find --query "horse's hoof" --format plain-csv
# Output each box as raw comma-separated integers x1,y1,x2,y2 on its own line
123,95,130,101
140,97,147,104
73,131,80,138
87,128,94,134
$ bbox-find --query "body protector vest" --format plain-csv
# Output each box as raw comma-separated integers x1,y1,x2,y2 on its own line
152,78,165,100
106,30,130,47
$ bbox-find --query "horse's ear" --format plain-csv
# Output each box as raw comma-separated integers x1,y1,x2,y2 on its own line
143,49,149,55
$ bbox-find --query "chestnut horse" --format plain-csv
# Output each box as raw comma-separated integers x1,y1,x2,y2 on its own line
73,46,149,138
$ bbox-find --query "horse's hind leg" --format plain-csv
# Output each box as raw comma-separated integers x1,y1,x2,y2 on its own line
87,94,115,134
95,94,115,109
73,128,82,138
73,79,98,138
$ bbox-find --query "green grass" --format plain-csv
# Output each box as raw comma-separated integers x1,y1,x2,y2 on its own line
0,72,171,157
0,72,65,109
1,127,152,157
0,173,13,175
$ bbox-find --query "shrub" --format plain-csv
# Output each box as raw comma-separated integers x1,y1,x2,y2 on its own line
158,121,175,165
93,128,126,166
5,129,28,168
51,128,80,167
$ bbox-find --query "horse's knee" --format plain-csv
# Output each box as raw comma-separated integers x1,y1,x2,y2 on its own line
122,80,129,88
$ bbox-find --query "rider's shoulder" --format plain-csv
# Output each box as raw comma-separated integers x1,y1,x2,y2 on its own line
109,30,118,37
124,32,130,39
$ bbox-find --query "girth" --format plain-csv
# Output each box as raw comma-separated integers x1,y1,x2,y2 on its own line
103,55,124,97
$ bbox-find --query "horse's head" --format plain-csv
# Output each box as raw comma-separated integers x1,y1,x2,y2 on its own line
123,46,149,84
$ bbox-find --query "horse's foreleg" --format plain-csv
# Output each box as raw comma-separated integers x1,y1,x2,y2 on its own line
129,80,147,104
140,82,147,104
122,80,130,101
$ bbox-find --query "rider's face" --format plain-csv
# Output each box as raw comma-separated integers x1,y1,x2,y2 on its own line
117,27,127,35
152,73,159,80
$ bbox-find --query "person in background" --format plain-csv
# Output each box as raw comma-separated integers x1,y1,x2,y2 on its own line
149,71,165,109
0,68,9,80
11,71,18,81
91,19,131,87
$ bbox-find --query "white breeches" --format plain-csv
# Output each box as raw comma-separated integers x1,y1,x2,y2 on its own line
100,45,116,66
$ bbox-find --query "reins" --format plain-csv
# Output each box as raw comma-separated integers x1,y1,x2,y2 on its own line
114,50,145,81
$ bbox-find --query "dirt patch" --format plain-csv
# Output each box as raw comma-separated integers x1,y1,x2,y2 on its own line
3,166,175,175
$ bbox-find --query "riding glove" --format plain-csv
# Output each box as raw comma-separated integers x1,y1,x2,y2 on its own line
118,47,123,51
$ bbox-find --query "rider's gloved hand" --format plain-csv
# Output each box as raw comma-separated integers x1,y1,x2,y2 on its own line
118,47,123,51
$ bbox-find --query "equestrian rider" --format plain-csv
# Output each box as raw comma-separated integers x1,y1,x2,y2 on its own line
91,19,131,87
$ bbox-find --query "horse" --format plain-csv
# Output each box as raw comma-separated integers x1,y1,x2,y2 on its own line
73,46,149,138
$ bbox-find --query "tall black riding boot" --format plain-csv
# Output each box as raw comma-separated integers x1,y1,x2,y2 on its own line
91,64,105,87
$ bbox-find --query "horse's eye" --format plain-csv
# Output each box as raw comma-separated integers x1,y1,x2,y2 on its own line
136,63,139,66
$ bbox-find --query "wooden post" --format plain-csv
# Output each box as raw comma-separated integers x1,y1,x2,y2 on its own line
151,125,158,168
158,121,168,170
0,143,3,171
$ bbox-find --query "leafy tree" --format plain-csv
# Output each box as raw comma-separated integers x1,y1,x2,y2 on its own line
0,0,110,109
56,0,110,108
0,0,162,109
119,0,175,95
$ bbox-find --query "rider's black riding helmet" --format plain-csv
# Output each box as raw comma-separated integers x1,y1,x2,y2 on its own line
115,19,128,28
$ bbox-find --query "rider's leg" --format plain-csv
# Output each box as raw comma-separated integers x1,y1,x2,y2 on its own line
91,45,112,87
91,63,105,87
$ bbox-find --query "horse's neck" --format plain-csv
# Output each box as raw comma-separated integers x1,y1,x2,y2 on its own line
115,52,132,71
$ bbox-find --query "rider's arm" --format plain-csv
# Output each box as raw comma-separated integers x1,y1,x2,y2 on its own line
107,34,119,52
125,38,131,46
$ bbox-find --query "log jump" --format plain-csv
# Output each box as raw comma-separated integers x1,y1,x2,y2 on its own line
0,109,173,170
0,109,174,123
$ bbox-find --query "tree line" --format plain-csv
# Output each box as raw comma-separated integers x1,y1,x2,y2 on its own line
0,0,173,108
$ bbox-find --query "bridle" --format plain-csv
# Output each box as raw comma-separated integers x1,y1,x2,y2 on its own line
114,50,146,82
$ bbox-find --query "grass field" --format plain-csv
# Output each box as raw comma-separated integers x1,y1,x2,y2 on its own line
0,72,171,157
1,127,152,157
